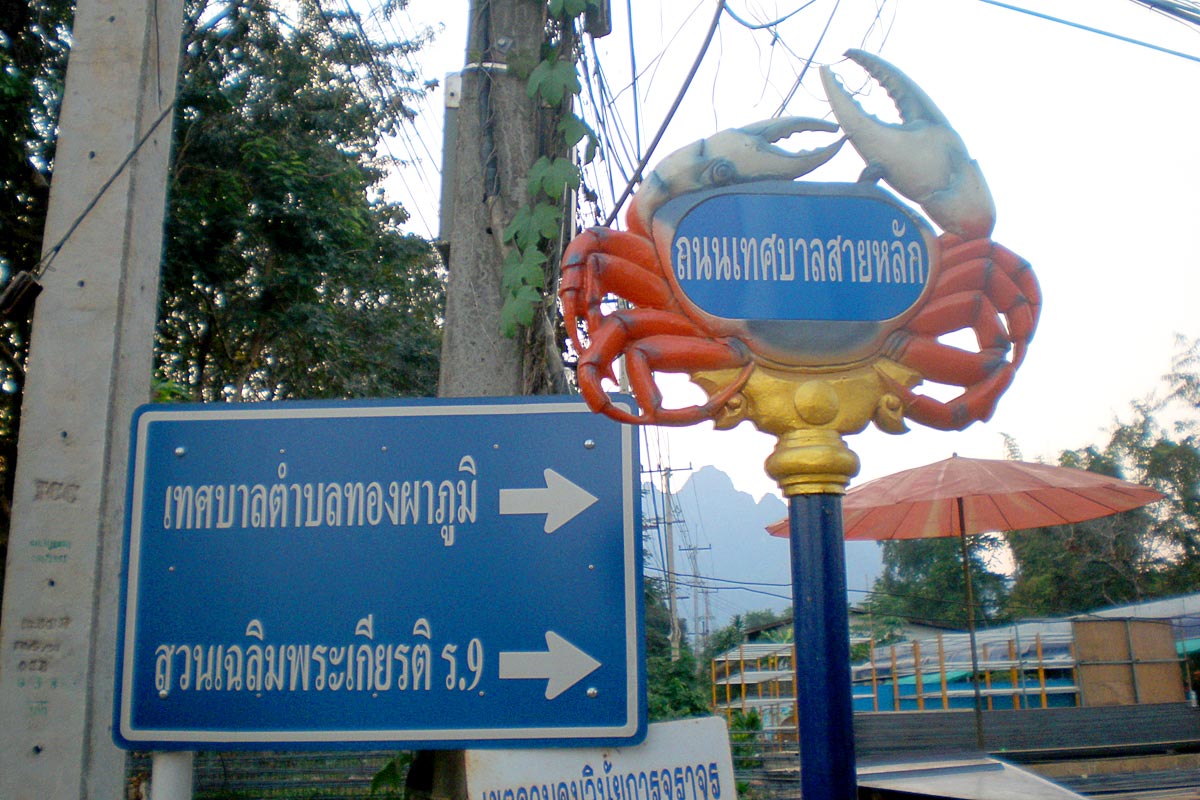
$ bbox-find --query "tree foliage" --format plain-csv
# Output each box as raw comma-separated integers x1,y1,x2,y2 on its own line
866,535,1009,629
158,0,442,400
1005,448,1161,616
1005,338,1200,616
644,577,710,721
0,0,67,275
0,0,445,608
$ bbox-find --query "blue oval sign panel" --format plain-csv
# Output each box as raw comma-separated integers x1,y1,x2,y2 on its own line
659,182,935,324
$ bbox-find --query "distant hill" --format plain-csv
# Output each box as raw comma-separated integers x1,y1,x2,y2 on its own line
643,465,882,627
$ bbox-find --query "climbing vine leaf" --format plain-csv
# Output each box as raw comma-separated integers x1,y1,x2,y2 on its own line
499,3,591,339
528,156,581,198
558,113,598,164
527,57,580,106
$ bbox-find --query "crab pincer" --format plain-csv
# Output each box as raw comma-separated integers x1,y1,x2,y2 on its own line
820,48,995,240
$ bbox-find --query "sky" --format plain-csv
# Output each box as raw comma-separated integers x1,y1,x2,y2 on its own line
392,0,1200,504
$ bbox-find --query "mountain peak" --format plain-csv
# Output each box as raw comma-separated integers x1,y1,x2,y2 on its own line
642,464,882,626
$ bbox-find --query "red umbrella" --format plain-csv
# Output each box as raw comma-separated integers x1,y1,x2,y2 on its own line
767,454,1165,749
840,455,1165,540
767,455,1164,539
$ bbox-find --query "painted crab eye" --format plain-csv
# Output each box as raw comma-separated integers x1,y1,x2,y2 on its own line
708,160,735,186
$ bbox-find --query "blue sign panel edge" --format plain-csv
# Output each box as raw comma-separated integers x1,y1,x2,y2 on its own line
113,396,646,750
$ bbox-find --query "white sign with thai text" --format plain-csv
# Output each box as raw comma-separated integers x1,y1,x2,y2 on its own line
465,716,736,800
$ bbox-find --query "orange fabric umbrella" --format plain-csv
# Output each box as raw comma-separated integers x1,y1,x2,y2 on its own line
841,455,1165,540
766,454,1164,751
767,455,1164,540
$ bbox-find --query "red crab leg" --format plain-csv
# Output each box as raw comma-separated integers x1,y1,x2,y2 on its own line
888,236,1042,432
933,257,1030,313
576,309,751,426
623,335,753,426
561,228,662,352
882,365,1017,432
933,248,1041,369
888,292,1011,385
905,292,1010,350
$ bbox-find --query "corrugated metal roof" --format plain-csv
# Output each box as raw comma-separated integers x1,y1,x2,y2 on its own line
711,642,795,663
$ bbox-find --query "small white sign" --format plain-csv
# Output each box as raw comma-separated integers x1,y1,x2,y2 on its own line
465,716,736,800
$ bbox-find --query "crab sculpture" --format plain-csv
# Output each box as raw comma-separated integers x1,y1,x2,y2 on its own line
561,49,1040,433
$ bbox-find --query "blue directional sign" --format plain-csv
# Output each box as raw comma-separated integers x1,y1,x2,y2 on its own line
114,397,644,750
659,181,936,324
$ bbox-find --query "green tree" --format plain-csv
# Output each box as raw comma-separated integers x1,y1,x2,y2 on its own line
1003,337,1200,616
704,614,746,664
743,607,790,632
867,535,1008,629
158,0,442,400
644,577,710,720
1005,447,1162,617
0,0,67,276
849,607,905,660
0,0,445,608
1112,338,1200,592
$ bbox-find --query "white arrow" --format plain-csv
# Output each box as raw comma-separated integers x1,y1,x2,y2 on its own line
498,631,602,700
498,469,598,533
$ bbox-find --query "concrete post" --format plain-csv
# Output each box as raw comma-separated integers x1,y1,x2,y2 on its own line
0,0,183,794
437,0,553,397
150,752,195,800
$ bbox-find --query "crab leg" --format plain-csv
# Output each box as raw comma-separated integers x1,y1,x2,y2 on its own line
561,228,665,354
883,236,1041,431
883,365,1018,432
576,309,752,426
930,245,1040,349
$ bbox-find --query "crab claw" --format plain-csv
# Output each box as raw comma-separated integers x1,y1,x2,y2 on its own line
820,49,995,239
630,117,843,234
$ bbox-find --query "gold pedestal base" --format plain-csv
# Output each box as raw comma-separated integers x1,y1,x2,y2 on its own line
692,358,920,496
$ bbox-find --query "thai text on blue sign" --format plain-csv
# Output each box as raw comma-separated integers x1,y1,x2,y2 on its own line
114,397,644,750
661,182,934,323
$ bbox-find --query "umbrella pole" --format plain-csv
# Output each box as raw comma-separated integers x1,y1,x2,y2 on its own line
957,497,985,751
788,494,856,800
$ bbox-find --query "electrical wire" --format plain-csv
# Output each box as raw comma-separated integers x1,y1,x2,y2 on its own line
975,0,1200,64
724,0,820,30
625,0,642,157
773,0,840,117
324,0,439,233
602,0,728,227
648,565,793,602
35,101,177,277
1134,0,1200,28
36,0,440,275
578,46,623,223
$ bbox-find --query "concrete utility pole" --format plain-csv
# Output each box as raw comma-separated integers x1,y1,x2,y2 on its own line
417,2,557,796
0,0,183,794
661,468,681,662
437,0,565,398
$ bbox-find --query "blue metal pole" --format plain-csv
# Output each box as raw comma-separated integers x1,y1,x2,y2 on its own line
788,493,856,800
